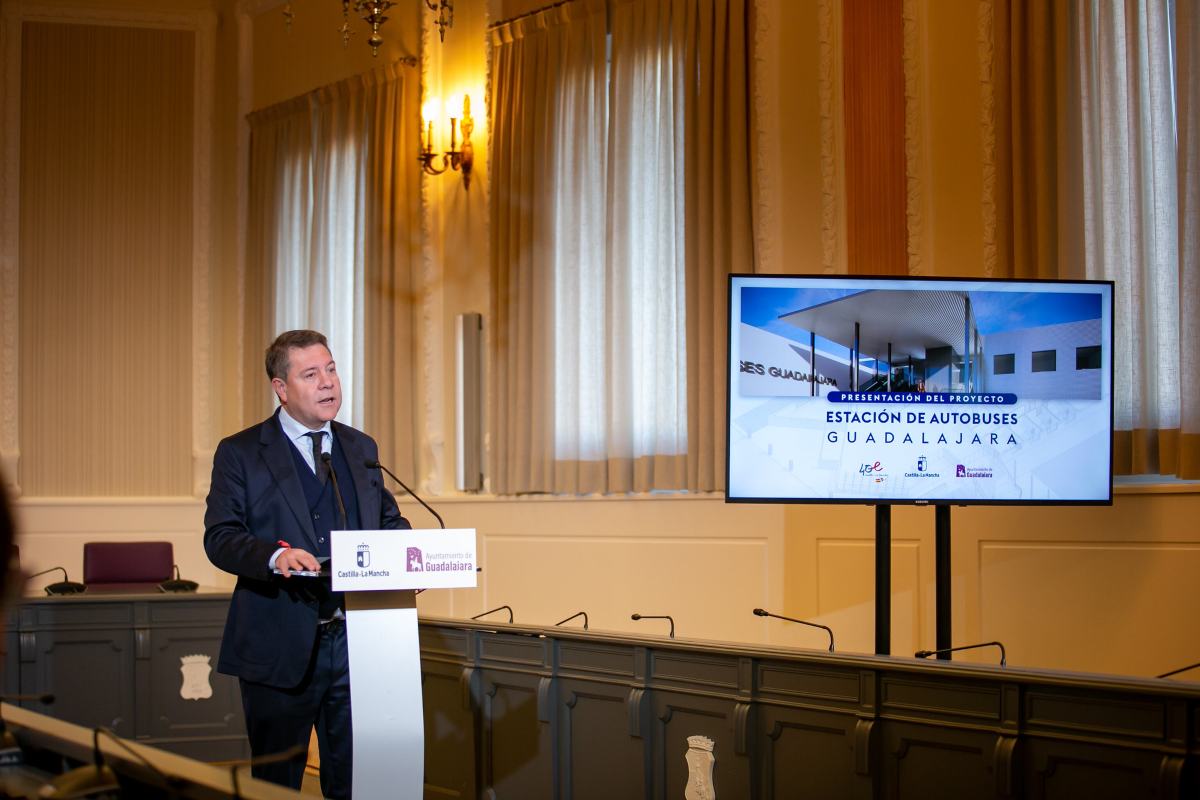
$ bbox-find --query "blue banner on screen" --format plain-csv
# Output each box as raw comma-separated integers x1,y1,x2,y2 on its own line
725,275,1115,504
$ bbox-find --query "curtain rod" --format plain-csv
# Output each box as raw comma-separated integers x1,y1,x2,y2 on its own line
488,0,579,31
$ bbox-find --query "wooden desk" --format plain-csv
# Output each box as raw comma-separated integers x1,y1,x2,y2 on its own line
3,588,248,762
418,618,1200,800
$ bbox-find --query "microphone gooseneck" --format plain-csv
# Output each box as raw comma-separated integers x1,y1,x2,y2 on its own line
364,459,446,529
914,641,1006,667
471,605,513,623
1158,661,1200,680
753,608,835,652
631,613,675,639
321,452,348,530
555,611,589,630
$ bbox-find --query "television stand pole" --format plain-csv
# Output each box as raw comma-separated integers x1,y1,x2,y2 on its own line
935,505,952,659
875,504,891,655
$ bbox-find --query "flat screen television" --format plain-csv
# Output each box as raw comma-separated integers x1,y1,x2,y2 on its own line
725,274,1115,505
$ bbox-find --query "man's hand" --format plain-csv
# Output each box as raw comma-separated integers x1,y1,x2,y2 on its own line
275,547,320,577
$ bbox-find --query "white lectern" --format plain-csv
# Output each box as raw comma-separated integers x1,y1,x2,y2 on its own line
331,528,478,800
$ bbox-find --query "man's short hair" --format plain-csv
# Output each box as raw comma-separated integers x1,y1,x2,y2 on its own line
265,330,330,382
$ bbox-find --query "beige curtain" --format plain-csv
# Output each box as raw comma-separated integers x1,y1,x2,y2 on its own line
244,97,308,424
995,0,1199,478
488,0,751,495
674,0,754,491
488,0,607,495
1072,0,1199,479
244,62,419,477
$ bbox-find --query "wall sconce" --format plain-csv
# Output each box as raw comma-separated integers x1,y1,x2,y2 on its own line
419,95,474,189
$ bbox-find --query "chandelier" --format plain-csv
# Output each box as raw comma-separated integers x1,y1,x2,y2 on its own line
284,0,453,56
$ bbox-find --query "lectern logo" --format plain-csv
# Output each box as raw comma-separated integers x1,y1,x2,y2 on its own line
179,654,213,701
684,735,716,800
407,547,424,572
357,544,371,568
917,456,927,472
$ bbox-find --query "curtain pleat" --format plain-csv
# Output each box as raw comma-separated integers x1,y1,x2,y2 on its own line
993,0,1072,280
1176,0,1200,479
681,0,753,491
360,64,421,480
244,100,309,421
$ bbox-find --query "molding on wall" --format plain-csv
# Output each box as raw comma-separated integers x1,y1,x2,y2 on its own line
751,0,781,275
977,0,998,278
902,0,926,276
817,0,845,274
1,4,21,494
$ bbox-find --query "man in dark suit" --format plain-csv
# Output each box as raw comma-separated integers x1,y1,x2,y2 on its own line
205,330,409,799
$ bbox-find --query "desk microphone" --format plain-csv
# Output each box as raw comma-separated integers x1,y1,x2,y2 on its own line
321,453,348,530
753,608,834,652
472,605,513,623
26,567,86,596
915,641,1006,667
364,460,445,529
1158,661,1200,680
555,611,589,630
158,565,199,593
631,613,674,639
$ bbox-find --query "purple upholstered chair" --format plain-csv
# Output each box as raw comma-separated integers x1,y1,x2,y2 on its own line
83,541,174,591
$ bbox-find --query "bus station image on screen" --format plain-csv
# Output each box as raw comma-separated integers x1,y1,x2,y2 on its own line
737,287,1104,402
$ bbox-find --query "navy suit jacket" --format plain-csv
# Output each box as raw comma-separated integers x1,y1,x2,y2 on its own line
204,410,409,688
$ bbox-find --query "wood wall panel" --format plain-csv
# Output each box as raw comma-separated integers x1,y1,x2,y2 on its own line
17,21,194,496
478,520,777,643
817,538,922,655
419,620,1200,800
978,541,1200,676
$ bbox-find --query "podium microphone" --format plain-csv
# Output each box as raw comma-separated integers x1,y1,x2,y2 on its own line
753,608,834,652
26,567,86,596
631,613,674,639
364,460,445,529
915,641,1007,667
321,453,348,530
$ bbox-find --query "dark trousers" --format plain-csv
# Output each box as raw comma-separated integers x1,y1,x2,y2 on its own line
239,621,353,800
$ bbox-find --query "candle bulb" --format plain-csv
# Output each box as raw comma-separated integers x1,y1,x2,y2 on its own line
426,120,433,154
